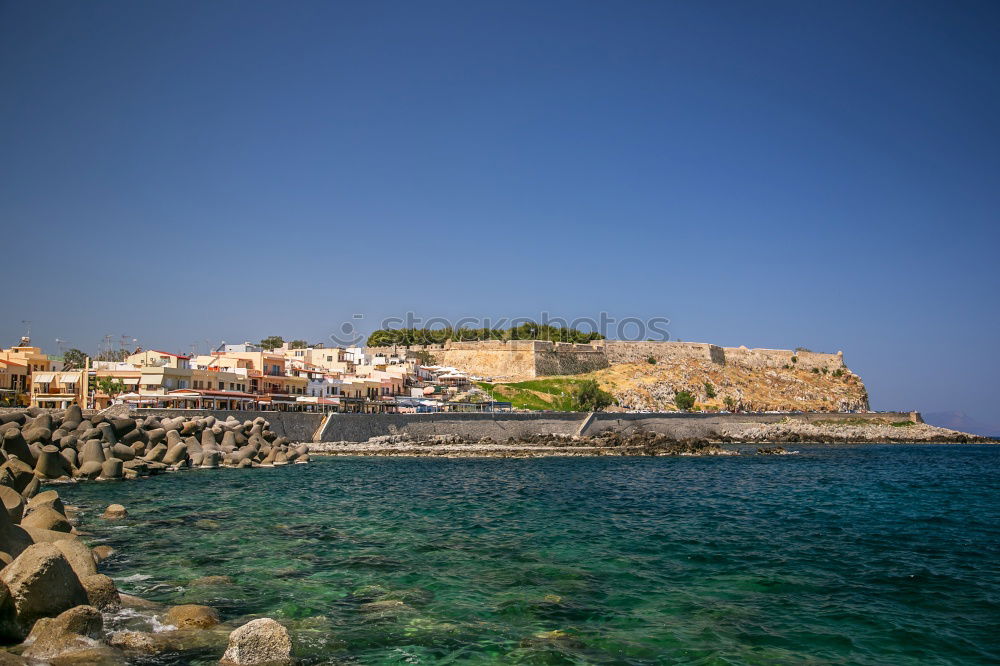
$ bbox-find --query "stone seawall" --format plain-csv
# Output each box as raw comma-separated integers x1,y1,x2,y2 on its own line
126,410,921,443
316,411,920,443
318,412,585,443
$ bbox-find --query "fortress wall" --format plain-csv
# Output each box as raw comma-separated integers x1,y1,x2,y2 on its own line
437,348,538,378
723,347,845,370
363,339,848,378
598,340,721,365
534,348,609,376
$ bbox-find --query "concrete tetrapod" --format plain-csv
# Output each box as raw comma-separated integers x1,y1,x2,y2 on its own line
76,461,103,480
162,443,189,466
101,458,124,480
79,439,106,465
2,430,36,466
34,445,67,480
201,451,222,469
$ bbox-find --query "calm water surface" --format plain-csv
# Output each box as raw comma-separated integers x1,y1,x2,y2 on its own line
59,445,1000,665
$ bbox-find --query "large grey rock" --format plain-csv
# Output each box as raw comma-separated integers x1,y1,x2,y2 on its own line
0,543,89,639
142,443,167,463
201,451,222,468
110,443,135,461
21,506,71,533
220,618,291,665
1,430,34,466
21,604,104,659
20,476,40,500
101,458,123,479
120,429,142,446
164,604,219,629
81,574,120,611
0,494,33,560
101,504,127,520
76,460,103,480
53,538,97,579
59,447,79,469
25,490,64,516
64,405,83,425
21,427,51,447
110,418,135,438
97,423,116,444
0,457,34,494
0,486,25,524
165,430,183,448
162,443,188,466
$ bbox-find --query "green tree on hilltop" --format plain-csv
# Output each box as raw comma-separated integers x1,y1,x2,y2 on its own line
288,340,308,349
259,336,285,351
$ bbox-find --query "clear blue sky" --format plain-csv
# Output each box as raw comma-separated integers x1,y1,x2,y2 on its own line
1,1,998,429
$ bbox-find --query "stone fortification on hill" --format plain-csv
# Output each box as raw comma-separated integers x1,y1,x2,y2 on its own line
368,339,848,380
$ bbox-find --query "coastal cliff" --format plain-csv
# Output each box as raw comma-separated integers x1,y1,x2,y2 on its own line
588,360,869,412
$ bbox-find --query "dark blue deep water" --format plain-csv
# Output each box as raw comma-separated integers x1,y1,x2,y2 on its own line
59,445,1000,664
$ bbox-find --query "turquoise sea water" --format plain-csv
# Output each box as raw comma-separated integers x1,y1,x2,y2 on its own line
59,445,999,665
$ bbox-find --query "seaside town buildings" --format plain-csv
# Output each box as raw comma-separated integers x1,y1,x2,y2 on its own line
3,339,498,414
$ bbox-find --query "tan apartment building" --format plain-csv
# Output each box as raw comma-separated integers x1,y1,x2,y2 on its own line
30,370,86,408
0,359,29,406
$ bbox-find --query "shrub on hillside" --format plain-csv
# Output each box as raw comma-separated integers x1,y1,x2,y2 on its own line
674,390,696,411
574,380,614,411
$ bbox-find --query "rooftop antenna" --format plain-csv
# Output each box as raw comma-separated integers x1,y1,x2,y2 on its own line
101,334,114,359
55,338,67,355
20,320,31,345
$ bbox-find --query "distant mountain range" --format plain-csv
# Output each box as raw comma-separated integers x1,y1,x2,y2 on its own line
922,411,999,438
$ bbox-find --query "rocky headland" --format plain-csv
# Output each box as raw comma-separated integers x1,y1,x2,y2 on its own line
0,406,311,664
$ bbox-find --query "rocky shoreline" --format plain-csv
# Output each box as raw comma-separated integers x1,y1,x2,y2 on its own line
314,432,740,457
0,407,312,664
313,419,991,457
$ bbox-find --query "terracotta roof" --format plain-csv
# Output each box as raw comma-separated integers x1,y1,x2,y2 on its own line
149,350,191,360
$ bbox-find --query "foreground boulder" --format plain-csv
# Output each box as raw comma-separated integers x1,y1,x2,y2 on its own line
20,506,71,533
220,618,291,665
81,574,121,611
21,604,103,660
0,487,24,524
25,490,65,516
101,504,127,520
53,539,98,580
0,543,89,640
164,604,220,629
